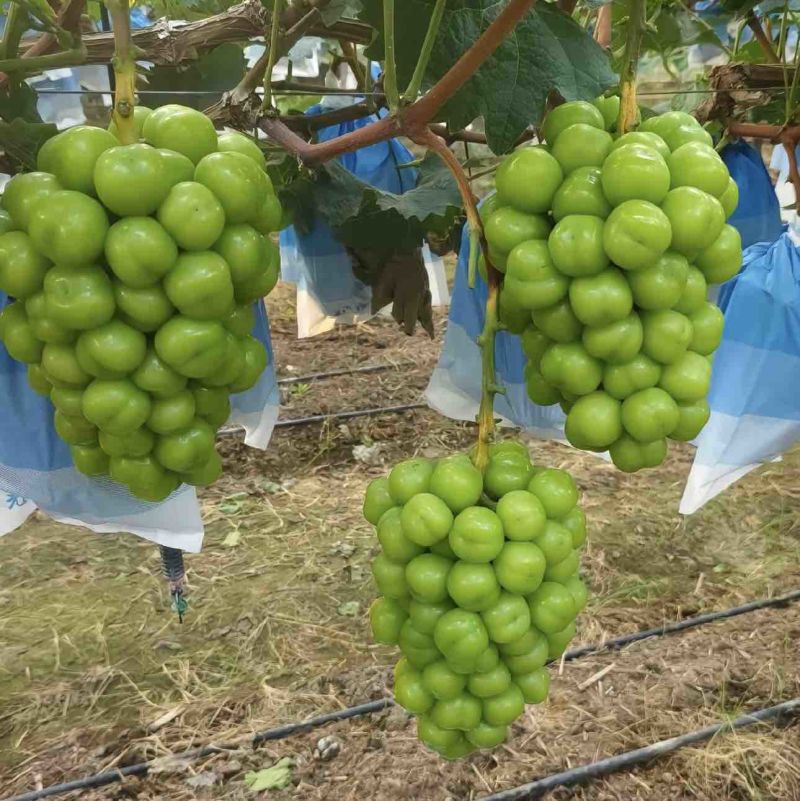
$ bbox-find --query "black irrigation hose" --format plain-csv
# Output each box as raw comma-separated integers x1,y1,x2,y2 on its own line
277,362,412,386
5,590,799,801
218,401,430,436
2,700,394,801
274,402,429,428
562,588,800,662
477,699,800,801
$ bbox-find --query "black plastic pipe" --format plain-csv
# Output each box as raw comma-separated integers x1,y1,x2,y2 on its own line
477,699,800,801
218,401,429,436
4,591,798,801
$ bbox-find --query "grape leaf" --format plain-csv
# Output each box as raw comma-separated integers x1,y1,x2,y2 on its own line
0,82,44,124
319,0,364,25
718,0,759,16
642,5,724,54
311,151,462,251
141,43,245,109
359,0,616,153
0,119,57,171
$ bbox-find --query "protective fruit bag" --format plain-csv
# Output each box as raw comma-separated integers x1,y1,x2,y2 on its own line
720,140,782,251
681,229,800,513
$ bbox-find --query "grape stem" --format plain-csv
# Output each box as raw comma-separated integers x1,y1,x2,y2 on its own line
593,4,612,49
781,130,800,212
208,1,328,121
616,0,645,134
0,46,86,76
259,0,536,165
0,0,84,86
0,1,28,62
728,122,800,211
104,0,139,145
261,0,284,111
339,39,366,90
402,0,447,104
383,0,400,111
746,12,780,63
412,128,501,471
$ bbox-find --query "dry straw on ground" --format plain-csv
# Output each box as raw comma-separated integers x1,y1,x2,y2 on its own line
1,289,799,800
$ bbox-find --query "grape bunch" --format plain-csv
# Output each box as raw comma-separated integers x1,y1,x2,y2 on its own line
483,100,740,472
0,105,282,501
364,442,587,758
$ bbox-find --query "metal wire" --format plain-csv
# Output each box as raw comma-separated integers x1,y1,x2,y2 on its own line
4,590,798,801
27,85,796,97
28,87,387,96
476,699,800,801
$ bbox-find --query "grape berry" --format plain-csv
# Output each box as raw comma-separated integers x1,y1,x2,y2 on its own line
0,105,281,501
485,102,739,472
364,443,587,758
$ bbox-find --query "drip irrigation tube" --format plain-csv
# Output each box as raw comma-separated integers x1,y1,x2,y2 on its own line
4,590,798,801
476,699,800,801
2,700,393,801
562,588,800,661
277,362,412,385
218,401,429,436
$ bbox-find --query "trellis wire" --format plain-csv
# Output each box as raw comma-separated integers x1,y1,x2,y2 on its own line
28,88,387,96
4,589,798,801
27,85,799,96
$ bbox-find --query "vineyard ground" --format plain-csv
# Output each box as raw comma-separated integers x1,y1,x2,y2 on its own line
1,283,799,801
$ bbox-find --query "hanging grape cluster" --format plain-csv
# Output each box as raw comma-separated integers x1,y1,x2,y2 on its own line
483,100,740,472
0,105,282,500
364,443,587,758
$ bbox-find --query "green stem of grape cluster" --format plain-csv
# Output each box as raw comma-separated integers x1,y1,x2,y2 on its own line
0,1,28,61
261,0,284,111
617,0,645,134
414,129,500,471
475,275,501,472
104,0,138,145
383,0,400,111
0,46,85,75
403,0,447,103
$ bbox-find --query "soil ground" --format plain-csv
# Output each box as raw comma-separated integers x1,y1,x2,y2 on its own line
1,283,799,801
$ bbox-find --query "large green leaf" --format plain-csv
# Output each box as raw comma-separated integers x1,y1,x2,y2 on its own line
642,4,724,55
311,151,463,251
0,82,44,124
0,118,57,171
319,0,364,25
359,0,616,153
141,43,246,109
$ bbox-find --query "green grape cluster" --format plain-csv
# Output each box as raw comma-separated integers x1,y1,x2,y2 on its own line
0,105,282,501
483,100,741,472
363,442,587,758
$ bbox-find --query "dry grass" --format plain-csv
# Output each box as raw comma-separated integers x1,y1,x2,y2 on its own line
1,285,799,800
